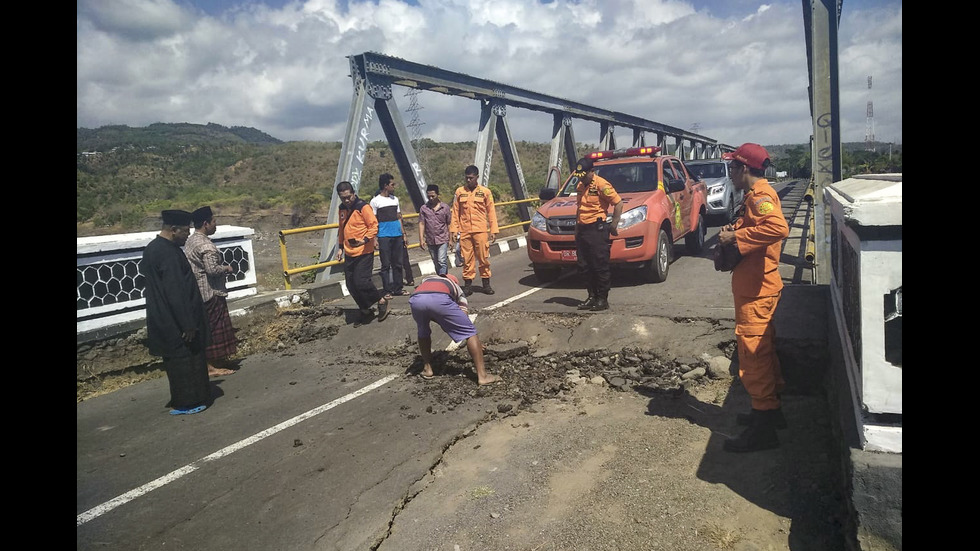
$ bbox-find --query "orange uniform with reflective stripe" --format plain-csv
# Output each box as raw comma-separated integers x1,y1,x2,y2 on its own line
450,184,499,235
730,179,789,411
450,183,498,280
575,175,622,224
732,180,789,299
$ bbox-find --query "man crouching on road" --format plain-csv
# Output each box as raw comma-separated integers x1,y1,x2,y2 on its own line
409,273,502,386
717,143,790,453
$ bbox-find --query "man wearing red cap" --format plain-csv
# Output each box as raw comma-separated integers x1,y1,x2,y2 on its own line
409,273,502,386
717,143,789,452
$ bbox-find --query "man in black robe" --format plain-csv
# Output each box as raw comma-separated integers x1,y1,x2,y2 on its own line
142,209,212,415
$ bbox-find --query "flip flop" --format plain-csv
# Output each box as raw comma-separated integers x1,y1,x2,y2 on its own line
169,405,207,416
420,374,435,380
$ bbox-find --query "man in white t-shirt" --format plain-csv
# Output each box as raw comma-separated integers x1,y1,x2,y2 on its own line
370,173,408,298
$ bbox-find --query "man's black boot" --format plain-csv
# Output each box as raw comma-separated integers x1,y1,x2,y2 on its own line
577,295,597,310
463,279,474,297
481,278,495,295
736,408,787,429
590,297,609,311
724,411,780,452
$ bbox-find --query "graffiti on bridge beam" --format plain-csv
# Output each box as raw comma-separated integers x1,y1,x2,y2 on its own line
351,105,376,189
815,112,834,177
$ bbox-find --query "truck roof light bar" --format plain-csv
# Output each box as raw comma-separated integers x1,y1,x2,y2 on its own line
587,146,662,160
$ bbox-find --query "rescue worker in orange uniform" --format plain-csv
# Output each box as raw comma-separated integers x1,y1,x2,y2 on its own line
335,181,390,324
717,143,790,452
450,165,499,296
573,157,623,311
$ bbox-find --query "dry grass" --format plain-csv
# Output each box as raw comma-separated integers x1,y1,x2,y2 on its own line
77,365,166,403
699,522,743,549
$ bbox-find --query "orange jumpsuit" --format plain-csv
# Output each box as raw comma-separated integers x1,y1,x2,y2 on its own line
731,179,789,411
450,184,499,280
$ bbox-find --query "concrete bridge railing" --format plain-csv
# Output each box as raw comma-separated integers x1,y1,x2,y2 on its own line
77,226,258,340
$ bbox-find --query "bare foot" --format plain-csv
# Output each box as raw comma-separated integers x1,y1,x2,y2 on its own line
478,374,502,386
208,366,235,377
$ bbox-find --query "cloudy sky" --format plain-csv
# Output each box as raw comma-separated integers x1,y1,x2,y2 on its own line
77,0,902,148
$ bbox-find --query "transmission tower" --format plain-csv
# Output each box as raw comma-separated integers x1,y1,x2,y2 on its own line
404,88,430,182
865,75,875,152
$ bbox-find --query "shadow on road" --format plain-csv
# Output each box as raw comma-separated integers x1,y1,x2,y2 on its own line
641,373,847,551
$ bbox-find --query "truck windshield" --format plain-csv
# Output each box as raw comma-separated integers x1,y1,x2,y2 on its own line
558,162,660,196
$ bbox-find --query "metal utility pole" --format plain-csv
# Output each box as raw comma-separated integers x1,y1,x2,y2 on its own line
802,0,841,285
865,76,875,152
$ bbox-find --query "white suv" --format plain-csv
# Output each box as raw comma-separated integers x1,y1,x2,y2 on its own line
684,159,743,223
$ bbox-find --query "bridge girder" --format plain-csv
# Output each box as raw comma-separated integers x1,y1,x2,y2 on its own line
317,52,735,282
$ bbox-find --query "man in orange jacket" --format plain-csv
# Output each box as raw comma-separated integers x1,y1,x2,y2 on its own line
450,165,499,296
717,143,789,452
335,181,390,324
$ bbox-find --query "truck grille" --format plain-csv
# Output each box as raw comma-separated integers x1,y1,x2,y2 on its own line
549,241,577,251
546,216,577,235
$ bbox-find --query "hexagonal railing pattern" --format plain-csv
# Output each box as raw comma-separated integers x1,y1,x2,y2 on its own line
77,227,257,335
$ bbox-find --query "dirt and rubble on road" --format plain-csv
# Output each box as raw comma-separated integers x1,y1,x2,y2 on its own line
76,299,849,551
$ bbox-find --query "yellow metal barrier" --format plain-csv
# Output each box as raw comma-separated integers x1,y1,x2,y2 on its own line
278,196,541,289
804,179,816,265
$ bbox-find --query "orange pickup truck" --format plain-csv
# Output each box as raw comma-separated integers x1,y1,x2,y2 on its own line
527,146,707,283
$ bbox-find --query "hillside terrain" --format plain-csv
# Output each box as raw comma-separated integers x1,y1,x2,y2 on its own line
77,122,902,239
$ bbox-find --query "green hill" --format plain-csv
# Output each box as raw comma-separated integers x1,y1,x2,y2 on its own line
76,122,901,235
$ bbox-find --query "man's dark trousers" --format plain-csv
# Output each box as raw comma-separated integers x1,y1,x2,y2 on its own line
377,235,405,295
344,253,383,310
575,221,612,299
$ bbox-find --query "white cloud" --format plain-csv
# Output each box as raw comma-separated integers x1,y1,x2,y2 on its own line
77,0,902,146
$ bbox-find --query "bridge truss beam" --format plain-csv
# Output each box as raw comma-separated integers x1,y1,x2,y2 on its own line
318,52,734,280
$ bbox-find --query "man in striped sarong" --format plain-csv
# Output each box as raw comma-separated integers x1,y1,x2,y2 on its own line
186,206,238,377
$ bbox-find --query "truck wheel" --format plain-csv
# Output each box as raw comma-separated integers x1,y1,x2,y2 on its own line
533,264,561,283
685,212,706,254
643,228,671,283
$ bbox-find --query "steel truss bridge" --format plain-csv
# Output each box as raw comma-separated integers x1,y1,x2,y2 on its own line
317,51,736,281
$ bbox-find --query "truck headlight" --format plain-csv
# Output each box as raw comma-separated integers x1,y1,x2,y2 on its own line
616,205,647,230
708,184,724,196
531,212,547,232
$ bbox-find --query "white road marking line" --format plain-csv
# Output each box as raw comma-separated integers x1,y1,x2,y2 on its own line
76,373,400,527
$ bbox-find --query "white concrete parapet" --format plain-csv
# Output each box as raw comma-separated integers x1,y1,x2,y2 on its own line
825,174,902,453
77,226,257,336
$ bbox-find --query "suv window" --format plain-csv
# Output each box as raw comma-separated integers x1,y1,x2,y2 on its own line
686,162,727,179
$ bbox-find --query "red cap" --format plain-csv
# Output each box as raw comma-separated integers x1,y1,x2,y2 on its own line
722,143,770,170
